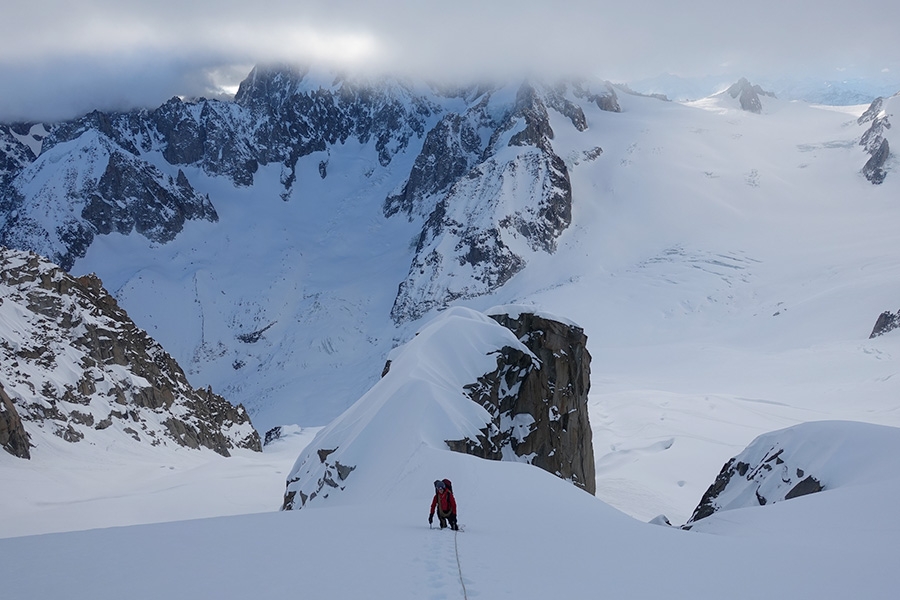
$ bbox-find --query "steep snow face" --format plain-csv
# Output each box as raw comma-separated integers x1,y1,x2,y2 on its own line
389,83,580,323
0,248,260,457
282,307,530,509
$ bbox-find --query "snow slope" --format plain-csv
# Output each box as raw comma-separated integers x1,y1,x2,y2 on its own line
2,414,898,599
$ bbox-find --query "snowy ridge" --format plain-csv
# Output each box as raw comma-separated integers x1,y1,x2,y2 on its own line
282,307,530,509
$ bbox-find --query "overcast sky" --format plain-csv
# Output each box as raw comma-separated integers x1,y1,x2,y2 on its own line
2,1,898,122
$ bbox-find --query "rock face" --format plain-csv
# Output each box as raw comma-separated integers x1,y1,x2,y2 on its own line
725,78,776,113
687,426,829,525
858,94,895,184
0,65,436,269
388,82,600,323
870,309,900,338
446,309,595,494
1,128,218,271
0,124,37,190
0,247,261,456
0,383,31,459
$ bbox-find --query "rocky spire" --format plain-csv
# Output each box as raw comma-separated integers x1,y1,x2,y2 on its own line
446,309,595,494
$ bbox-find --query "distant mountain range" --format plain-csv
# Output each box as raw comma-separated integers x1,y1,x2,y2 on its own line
628,72,900,105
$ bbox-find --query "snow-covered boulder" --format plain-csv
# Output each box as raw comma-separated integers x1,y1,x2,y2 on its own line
686,421,900,524
0,248,261,457
281,306,595,509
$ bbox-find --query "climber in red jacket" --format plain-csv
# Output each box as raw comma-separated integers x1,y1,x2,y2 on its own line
428,479,458,530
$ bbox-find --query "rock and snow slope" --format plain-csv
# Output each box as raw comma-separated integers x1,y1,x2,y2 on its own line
686,420,900,524
0,248,260,458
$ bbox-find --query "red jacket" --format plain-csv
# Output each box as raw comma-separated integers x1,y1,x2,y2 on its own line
430,489,457,516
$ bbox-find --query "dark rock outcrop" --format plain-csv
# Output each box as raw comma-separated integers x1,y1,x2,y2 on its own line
383,100,489,220
858,95,893,184
282,307,595,510
870,309,900,338
0,383,31,459
445,310,595,494
0,247,261,455
0,124,37,190
725,78,775,113
862,137,890,185
574,80,622,113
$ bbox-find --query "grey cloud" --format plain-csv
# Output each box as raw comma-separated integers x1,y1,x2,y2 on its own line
2,1,899,121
